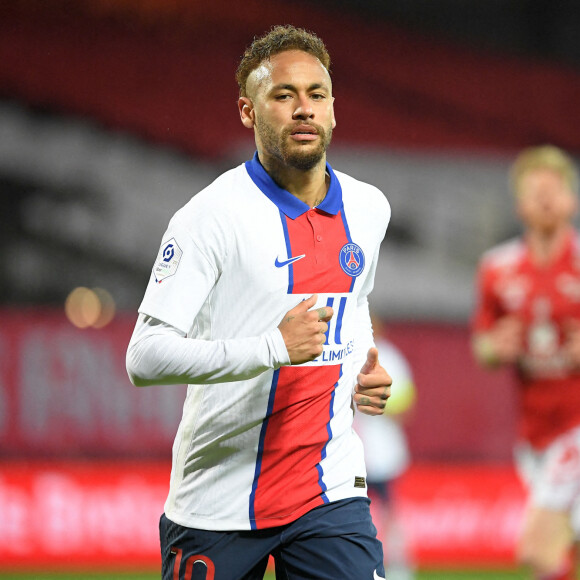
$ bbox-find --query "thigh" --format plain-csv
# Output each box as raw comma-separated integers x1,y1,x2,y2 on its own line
515,430,580,573
518,506,573,574
275,498,385,580
160,514,275,580
533,428,580,513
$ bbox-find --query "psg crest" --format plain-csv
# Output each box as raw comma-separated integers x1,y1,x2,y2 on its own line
339,243,365,277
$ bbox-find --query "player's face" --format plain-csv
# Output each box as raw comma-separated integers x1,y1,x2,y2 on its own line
516,168,577,233
240,50,336,171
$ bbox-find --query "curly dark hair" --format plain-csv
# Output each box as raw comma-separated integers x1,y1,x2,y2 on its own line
236,25,331,97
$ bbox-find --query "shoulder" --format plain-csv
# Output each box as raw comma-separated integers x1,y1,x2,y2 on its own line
176,163,250,217
479,237,526,273
170,162,272,232
158,163,257,259
335,169,389,206
333,169,391,229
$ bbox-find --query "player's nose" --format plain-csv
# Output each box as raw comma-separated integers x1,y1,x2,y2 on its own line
292,96,313,119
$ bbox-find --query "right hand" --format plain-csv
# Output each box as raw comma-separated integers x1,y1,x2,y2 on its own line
474,315,524,367
278,294,334,364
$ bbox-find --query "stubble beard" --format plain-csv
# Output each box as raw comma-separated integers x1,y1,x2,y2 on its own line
256,120,333,171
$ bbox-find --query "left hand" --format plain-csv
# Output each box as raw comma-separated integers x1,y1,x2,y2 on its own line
353,347,392,416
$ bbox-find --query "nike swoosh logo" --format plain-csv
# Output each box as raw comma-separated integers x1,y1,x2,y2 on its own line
275,254,306,268
373,571,386,580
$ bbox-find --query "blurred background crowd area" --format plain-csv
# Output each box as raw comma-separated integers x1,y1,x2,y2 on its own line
0,0,579,572
1,0,579,320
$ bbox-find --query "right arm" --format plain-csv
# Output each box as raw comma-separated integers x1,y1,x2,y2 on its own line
472,316,524,369
126,201,333,387
127,296,333,387
126,314,290,386
471,257,523,369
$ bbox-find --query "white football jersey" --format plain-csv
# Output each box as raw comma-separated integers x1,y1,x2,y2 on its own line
136,153,391,531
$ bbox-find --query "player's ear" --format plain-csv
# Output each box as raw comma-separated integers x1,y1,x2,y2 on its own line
238,97,255,129
331,96,336,129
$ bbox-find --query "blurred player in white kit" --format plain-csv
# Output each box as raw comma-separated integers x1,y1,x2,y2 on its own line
354,317,417,580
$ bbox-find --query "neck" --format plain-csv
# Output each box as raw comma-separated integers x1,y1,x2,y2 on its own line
258,152,329,208
526,224,572,266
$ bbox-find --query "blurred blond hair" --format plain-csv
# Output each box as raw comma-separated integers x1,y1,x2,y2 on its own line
510,145,578,196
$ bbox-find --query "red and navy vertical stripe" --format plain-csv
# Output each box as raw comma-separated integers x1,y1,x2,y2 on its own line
246,153,360,528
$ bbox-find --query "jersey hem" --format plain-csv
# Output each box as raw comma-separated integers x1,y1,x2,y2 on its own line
164,488,368,531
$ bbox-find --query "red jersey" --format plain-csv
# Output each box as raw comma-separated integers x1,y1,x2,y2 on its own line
473,229,580,449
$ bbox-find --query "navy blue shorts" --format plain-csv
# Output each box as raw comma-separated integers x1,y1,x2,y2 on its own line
160,497,385,580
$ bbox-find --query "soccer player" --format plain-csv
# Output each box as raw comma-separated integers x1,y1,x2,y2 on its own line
126,25,392,580
472,145,580,580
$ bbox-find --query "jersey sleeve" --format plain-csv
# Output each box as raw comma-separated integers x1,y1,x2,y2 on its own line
352,237,383,385
471,257,501,333
128,204,291,386
126,314,290,386
350,186,390,386
137,213,218,335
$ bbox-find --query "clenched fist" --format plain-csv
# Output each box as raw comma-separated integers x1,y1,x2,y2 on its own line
278,294,334,364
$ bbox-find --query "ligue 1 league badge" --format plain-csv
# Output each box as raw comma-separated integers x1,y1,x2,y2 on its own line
339,243,365,277
154,238,183,283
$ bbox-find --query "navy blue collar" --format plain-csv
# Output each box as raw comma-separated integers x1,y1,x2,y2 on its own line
245,151,343,219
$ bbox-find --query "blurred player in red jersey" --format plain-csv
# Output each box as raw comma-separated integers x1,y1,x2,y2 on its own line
472,145,580,580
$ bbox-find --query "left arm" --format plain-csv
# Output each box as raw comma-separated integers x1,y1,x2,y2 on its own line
346,181,392,415
350,244,392,415
563,318,580,371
